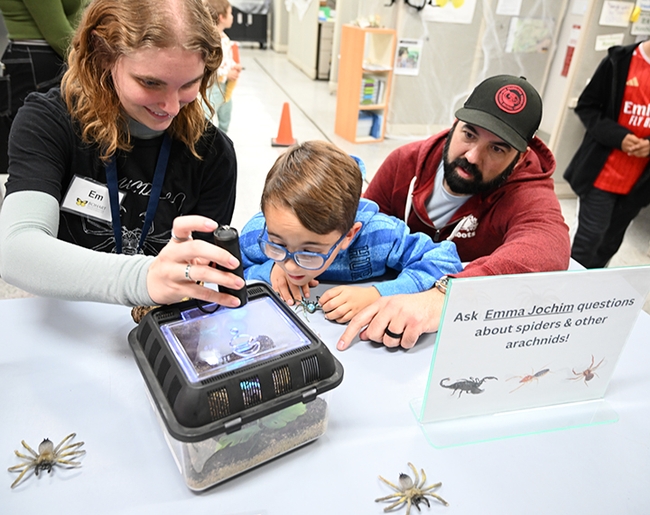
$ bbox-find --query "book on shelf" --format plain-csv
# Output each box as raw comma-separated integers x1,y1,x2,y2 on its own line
357,111,383,139
359,75,387,105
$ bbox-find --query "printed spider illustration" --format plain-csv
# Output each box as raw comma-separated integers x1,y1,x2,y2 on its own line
8,433,86,488
569,355,604,385
81,217,171,255
375,462,448,514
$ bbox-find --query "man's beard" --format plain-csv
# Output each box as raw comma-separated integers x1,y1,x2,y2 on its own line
442,125,520,195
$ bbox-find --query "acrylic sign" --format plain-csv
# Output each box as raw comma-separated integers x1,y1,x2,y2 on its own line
419,266,650,423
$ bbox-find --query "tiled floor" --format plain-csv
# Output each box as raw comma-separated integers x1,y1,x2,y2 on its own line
2,47,650,311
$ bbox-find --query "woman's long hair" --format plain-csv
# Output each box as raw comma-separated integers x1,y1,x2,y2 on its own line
62,0,222,161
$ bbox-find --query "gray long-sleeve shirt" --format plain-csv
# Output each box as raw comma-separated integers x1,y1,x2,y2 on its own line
0,190,154,305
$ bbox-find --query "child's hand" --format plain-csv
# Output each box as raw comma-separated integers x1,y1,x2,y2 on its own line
227,65,242,82
270,264,319,305
319,285,381,324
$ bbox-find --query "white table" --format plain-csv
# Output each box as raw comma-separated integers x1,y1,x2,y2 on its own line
1,294,649,514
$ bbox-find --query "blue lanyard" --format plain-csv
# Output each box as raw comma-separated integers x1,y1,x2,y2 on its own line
105,133,172,254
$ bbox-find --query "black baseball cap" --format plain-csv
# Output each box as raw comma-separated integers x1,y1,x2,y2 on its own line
455,75,542,152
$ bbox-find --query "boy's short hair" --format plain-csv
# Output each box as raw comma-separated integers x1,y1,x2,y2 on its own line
261,141,363,235
205,0,231,20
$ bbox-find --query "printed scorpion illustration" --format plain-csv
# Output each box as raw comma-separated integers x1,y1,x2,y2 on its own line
507,367,551,393
439,376,498,397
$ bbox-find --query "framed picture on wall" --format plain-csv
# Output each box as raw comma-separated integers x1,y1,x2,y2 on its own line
394,38,423,76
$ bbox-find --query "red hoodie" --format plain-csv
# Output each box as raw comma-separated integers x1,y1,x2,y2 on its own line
363,129,570,278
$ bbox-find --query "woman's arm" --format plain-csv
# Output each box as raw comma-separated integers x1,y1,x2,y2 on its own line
0,190,154,305
0,191,247,307
22,0,81,57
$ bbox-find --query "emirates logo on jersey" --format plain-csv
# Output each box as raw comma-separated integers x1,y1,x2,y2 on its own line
495,85,527,114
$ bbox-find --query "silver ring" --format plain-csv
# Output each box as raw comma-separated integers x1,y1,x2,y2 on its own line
171,230,191,243
185,264,195,282
384,328,404,339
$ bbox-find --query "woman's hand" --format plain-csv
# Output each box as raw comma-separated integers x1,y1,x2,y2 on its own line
146,216,245,306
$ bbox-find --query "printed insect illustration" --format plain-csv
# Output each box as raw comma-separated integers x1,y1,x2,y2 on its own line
507,367,551,393
81,217,171,255
439,376,498,397
293,296,322,320
8,433,86,488
569,355,604,385
375,462,448,515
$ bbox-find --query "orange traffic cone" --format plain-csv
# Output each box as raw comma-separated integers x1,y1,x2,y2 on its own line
232,42,240,64
224,43,240,102
272,102,297,147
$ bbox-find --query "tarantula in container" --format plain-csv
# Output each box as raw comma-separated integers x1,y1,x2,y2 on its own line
375,462,448,514
8,433,86,488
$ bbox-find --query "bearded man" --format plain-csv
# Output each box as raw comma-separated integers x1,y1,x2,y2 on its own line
363,74,569,279
336,75,570,351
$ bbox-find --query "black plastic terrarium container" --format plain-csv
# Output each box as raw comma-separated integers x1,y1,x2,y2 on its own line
128,282,344,490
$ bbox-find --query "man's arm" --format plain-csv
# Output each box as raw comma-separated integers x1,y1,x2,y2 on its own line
363,148,404,218
364,143,423,220
574,52,631,150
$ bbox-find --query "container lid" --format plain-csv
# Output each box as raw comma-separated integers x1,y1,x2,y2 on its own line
129,282,344,442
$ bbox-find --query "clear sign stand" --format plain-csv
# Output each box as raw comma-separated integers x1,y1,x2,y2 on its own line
411,266,650,448
411,397,618,448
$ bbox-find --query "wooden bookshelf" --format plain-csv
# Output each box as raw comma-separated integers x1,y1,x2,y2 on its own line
335,25,396,143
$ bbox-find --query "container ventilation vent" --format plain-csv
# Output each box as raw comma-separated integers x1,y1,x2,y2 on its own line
207,387,231,420
139,323,152,347
301,355,320,384
247,285,266,297
240,376,263,407
153,310,178,322
147,339,161,366
167,376,182,407
271,365,292,396
156,356,171,385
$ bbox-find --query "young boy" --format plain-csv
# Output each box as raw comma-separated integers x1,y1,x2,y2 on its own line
204,0,242,132
239,141,463,324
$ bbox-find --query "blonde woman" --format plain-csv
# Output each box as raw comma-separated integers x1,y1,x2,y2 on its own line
0,0,243,308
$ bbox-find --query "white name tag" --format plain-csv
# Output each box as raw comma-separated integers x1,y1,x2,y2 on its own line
61,175,125,223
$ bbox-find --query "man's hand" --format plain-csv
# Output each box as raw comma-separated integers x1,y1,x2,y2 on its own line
337,288,446,351
319,285,381,324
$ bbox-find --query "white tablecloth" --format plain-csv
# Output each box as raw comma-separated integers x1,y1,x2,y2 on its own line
1,294,649,514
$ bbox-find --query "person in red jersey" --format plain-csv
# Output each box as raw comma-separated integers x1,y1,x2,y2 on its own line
564,40,650,269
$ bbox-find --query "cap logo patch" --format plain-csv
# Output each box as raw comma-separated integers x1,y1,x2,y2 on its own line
495,85,527,114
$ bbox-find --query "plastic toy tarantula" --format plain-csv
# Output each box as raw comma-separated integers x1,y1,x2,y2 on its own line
8,433,85,488
375,462,448,514
293,297,322,320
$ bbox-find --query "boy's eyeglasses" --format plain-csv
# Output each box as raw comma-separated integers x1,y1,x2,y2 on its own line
257,224,347,270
